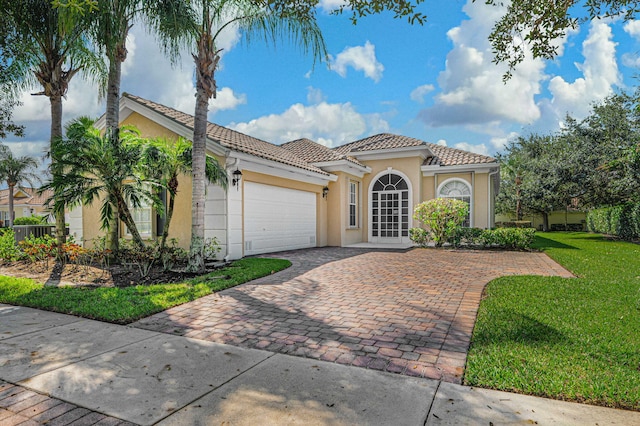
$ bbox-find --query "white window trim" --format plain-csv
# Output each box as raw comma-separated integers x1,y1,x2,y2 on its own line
437,178,473,228
125,198,153,238
367,168,413,243
348,180,359,228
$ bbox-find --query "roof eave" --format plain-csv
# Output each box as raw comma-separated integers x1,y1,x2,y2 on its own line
421,162,499,176
231,151,338,185
311,160,371,178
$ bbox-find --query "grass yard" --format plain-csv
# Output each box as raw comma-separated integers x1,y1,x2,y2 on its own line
0,257,290,324
465,232,640,410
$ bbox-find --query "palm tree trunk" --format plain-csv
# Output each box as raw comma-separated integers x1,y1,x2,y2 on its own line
50,95,66,247
7,183,14,228
106,49,124,254
160,179,177,250
187,87,208,273
115,193,145,249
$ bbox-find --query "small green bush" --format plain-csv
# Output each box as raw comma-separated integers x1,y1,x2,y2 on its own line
13,215,48,225
449,227,536,250
413,198,469,247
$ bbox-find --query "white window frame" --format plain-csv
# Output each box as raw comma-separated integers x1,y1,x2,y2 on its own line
437,178,473,227
125,196,153,238
348,181,359,228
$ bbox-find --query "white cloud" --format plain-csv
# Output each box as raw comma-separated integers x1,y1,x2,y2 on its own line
454,142,490,156
228,102,388,147
307,86,326,104
490,132,519,151
436,139,447,146
331,41,384,82
318,0,348,13
419,1,546,127
410,84,435,103
544,20,621,122
624,20,640,39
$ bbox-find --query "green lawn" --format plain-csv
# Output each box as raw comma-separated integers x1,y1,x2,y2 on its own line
0,257,290,324
465,232,640,410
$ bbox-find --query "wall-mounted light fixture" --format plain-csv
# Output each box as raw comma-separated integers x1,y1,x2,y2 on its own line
232,168,242,188
322,186,329,199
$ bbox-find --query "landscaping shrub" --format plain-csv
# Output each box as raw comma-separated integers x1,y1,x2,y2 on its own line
409,227,430,247
13,215,48,225
413,198,469,247
480,227,536,250
0,229,20,262
587,203,640,240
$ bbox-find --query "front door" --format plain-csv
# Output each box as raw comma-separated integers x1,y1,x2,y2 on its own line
378,191,401,240
371,171,410,243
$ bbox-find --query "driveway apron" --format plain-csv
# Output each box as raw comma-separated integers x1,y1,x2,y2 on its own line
133,248,572,384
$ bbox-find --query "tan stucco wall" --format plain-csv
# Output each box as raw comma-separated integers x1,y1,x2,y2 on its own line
323,171,365,246
81,201,105,248
241,170,329,247
422,171,493,229
121,112,181,139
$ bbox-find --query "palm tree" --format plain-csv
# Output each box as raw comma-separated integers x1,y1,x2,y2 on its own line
139,137,227,250
44,117,154,249
187,0,327,272
1,0,105,246
0,148,40,228
77,0,194,251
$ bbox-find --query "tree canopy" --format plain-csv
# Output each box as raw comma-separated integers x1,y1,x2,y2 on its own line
497,92,640,228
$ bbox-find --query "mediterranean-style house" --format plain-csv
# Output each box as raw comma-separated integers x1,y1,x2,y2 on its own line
0,187,53,226
68,94,499,259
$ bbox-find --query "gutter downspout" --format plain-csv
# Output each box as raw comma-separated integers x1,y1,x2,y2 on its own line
224,156,239,261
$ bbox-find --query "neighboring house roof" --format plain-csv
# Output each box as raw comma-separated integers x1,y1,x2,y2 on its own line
335,133,497,167
281,138,366,167
0,187,52,208
123,94,330,176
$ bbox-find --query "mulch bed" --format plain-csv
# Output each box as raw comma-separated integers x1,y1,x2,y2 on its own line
0,260,215,288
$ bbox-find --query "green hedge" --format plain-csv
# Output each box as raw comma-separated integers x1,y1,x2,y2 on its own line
410,227,536,250
586,203,640,240
13,215,48,225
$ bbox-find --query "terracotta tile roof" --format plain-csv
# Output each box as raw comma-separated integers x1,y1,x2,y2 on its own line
424,144,496,166
0,187,53,207
124,94,329,176
334,133,496,167
333,133,425,154
281,139,366,167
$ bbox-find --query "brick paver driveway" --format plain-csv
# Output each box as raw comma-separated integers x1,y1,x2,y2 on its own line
133,248,572,383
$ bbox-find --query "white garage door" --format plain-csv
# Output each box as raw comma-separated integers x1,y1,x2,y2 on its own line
244,182,317,256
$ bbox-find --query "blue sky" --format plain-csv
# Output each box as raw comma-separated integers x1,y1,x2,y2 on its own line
7,0,640,161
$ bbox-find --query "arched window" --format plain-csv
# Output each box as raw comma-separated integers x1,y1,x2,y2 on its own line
438,179,471,227
371,172,410,239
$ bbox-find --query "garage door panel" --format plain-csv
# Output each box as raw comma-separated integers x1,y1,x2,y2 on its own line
244,183,316,256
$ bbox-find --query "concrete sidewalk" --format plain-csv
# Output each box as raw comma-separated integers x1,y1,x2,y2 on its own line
1,305,638,425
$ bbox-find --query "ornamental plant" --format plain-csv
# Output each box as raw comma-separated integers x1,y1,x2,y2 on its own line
413,198,469,247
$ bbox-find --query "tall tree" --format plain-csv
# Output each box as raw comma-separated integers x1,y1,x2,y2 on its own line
0,148,40,228
1,0,104,247
186,0,327,272
139,137,227,250
57,0,194,252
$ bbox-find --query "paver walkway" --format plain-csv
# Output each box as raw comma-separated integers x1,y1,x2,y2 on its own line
133,248,573,384
0,380,135,425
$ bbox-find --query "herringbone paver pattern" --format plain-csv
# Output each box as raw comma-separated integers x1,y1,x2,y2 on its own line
133,248,572,384
0,380,136,426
